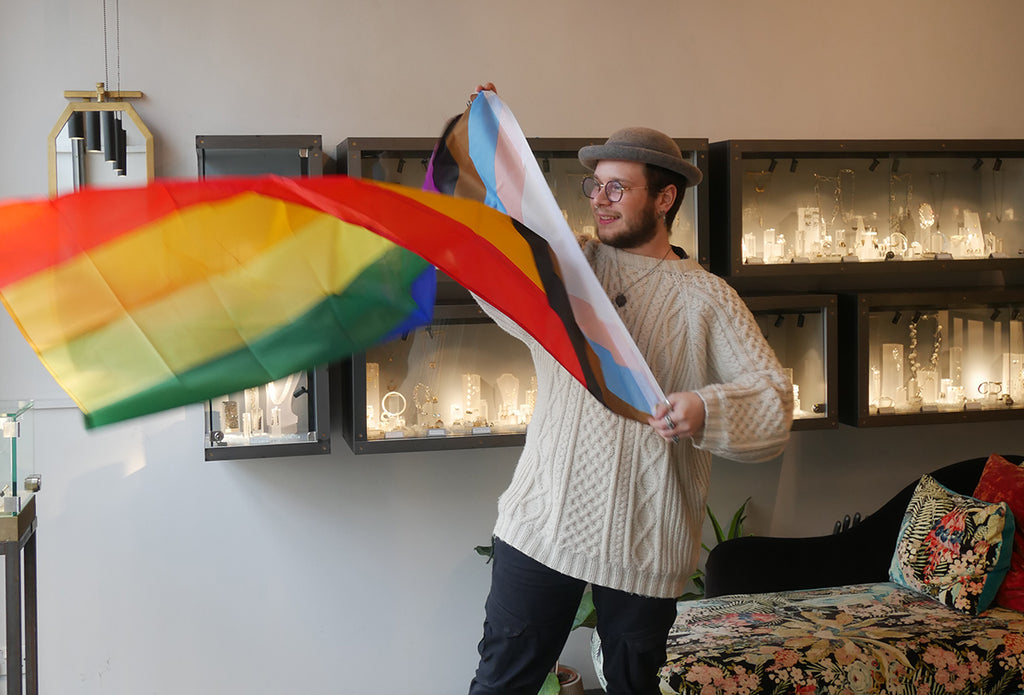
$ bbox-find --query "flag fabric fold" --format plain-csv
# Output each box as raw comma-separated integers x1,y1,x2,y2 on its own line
0,94,665,428
0,176,445,427
425,90,667,421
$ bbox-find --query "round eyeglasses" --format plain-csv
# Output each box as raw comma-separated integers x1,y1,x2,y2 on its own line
581,177,648,203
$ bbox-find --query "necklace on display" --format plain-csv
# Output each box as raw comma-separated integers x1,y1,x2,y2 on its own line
890,173,913,234
746,170,773,228
614,247,673,308
994,168,1005,223
929,172,946,232
813,169,856,231
265,372,300,406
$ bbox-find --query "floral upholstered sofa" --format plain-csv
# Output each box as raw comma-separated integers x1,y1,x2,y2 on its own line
655,453,1024,695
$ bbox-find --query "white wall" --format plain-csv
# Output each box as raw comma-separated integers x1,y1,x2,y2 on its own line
3,1,1024,693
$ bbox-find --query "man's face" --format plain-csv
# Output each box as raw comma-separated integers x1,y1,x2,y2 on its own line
589,160,659,250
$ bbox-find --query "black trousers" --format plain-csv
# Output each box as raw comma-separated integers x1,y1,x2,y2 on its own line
469,539,678,695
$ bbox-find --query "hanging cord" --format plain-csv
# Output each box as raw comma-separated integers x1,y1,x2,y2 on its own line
102,0,109,91
115,0,121,95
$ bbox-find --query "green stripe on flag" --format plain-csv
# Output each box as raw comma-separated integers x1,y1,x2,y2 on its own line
84,248,433,428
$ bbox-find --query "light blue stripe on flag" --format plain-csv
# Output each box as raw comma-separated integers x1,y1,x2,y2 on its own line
466,99,508,215
585,339,651,413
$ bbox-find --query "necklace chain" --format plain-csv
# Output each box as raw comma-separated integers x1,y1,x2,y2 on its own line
929,172,946,232
994,169,1005,223
613,247,673,308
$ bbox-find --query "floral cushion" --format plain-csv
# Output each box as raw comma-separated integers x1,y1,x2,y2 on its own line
889,474,1014,614
659,582,1024,695
974,453,1024,612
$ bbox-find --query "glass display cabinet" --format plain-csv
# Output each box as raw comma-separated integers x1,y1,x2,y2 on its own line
839,289,1024,427
337,136,710,266
204,368,330,460
1,401,36,515
196,134,331,459
338,304,537,454
743,295,838,430
197,134,325,178
710,140,1024,280
0,400,38,694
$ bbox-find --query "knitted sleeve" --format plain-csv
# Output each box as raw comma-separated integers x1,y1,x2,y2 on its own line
688,281,793,463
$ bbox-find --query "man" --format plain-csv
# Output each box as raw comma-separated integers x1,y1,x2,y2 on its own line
468,87,793,695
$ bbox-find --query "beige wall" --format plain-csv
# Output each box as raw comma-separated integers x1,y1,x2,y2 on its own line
2,1,1023,693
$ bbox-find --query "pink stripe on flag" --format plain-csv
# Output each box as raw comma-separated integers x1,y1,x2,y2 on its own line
492,122,527,222
566,293,635,367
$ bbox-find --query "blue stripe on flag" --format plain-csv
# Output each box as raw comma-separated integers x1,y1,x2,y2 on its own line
466,100,509,215
585,338,651,414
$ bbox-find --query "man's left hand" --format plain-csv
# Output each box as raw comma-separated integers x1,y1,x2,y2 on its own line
649,392,705,443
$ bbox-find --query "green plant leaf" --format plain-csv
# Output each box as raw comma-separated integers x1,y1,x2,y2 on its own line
707,504,726,545
475,544,494,563
572,590,597,630
727,497,751,540
538,671,561,695
680,499,753,601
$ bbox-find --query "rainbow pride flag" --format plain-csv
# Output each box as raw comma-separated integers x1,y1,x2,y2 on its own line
0,175,571,427
1,94,665,428
426,91,666,421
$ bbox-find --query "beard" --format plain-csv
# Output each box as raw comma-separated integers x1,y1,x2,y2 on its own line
597,200,661,250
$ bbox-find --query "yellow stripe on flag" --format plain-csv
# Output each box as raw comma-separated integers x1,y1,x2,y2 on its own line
12,195,398,411
376,182,546,292
6,193,391,351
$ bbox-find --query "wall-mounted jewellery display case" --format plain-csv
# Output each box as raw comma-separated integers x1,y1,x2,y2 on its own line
337,304,537,454
337,136,711,266
710,140,1024,281
197,134,325,178
204,368,331,460
196,134,331,460
743,295,838,430
838,289,1024,427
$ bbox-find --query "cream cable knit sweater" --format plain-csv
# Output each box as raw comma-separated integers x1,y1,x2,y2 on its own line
478,242,793,599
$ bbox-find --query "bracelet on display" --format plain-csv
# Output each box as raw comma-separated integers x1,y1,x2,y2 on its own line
381,391,407,418
978,381,1003,396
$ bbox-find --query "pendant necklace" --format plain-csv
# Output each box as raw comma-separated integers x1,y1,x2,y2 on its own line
613,247,673,308
929,172,946,232
994,168,1005,223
